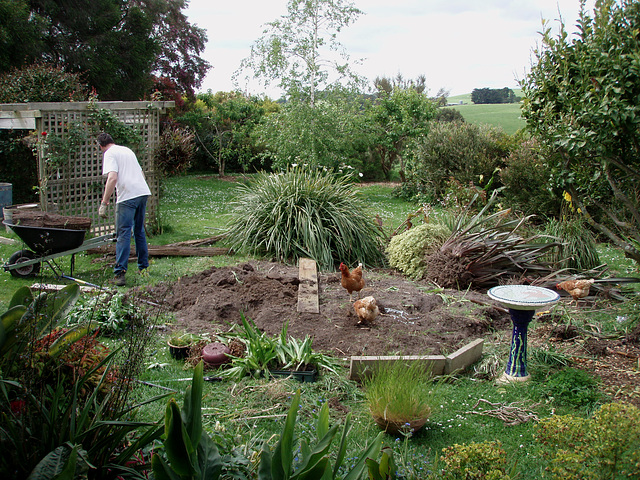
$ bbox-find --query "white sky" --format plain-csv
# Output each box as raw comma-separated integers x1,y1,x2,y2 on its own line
184,0,596,98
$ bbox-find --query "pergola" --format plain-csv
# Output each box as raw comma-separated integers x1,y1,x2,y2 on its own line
0,101,174,234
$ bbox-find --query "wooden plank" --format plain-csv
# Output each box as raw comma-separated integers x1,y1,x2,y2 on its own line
86,244,231,257
0,118,36,129
297,257,319,313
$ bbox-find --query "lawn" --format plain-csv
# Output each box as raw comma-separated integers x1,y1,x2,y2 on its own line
1,174,639,479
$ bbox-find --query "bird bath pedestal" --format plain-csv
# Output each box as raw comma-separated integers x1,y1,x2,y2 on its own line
488,285,560,384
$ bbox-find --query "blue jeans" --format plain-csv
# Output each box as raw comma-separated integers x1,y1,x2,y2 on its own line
114,195,149,275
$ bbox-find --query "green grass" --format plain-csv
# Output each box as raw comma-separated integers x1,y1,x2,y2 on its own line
2,173,638,479
447,89,526,135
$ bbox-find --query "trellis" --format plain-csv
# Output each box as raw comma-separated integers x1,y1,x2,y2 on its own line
0,101,174,234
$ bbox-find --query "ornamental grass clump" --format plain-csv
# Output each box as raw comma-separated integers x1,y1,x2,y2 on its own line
363,359,433,436
225,167,385,271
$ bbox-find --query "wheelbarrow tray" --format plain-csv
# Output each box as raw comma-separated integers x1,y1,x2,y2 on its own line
4,222,86,256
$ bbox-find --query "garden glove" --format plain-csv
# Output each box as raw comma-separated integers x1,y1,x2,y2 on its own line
99,203,108,218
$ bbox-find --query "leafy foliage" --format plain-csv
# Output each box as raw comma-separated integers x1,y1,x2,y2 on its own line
471,87,519,104
0,285,166,479
435,440,512,480
225,167,385,270
4,0,209,101
543,216,601,273
180,91,271,175
156,123,196,177
152,361,223,480
0,63,87,103
257,389,385,480
521,0,640,263
255,93,368,172
535,403,640,479
499,137,559,218
65,292,149,338
365,83,438,181
386,222,451,279
221,314,338,380
538,367,603,410
236,0,364,103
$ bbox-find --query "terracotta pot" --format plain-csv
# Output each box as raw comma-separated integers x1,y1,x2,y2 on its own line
372,414,429,436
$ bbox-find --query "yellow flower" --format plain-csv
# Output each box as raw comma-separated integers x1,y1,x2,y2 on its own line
563,191,572,202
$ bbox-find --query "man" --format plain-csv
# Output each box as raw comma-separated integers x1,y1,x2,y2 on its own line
98,133,151,287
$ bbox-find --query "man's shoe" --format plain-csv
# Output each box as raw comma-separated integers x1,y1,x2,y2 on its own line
111,272,126,287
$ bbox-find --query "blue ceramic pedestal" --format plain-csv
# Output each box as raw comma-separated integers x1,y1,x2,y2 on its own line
502,308,535,382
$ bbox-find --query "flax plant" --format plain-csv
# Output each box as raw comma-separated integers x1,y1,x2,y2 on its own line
226,167,385,271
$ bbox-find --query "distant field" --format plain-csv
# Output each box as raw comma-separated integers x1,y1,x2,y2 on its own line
446,89,526,135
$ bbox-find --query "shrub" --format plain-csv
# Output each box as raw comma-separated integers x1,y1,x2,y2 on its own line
499,138,559,217
386,223,451,279
156,123,196,176
225,166,386,270
538,367,603,409
535,402,640,479
0,63,87,103
404,122,510,202
435,440,512,479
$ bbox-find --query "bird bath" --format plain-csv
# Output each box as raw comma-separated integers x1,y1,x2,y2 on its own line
487,285,560,384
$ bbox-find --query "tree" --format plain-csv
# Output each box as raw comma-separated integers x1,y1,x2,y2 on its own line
178,91,272,175
521,0,640,263
471,87,517,104
365,77,438,181
0,0,45,71
255,90,366,171
236,0,364,104
4,0,209,101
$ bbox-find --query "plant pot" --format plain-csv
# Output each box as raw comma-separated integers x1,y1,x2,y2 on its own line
372,414,428,436
202,342,231,367
269,369,318,383
168,342,192,360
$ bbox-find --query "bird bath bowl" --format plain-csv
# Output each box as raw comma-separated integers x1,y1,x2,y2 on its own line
488,285,560,384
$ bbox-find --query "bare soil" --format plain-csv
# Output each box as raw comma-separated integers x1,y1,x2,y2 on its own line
142,260,640,407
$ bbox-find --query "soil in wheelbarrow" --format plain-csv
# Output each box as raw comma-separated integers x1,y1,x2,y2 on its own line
11,210,91,231
140,260,640,407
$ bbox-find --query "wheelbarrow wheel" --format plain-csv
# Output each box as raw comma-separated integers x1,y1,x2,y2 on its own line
7,250,41,278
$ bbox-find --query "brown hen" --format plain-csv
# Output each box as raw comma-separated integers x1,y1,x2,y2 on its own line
556,278,595,305
354,296,379,325
339,262,364,301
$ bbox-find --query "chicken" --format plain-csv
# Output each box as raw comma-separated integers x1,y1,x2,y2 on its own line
339,262,365,301
556,278,595,305
354,296,379,325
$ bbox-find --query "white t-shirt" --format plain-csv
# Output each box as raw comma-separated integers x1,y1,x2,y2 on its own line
102,145,151,203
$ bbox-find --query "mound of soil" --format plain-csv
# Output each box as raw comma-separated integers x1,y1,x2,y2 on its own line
146,261,509,358
142,260,640,407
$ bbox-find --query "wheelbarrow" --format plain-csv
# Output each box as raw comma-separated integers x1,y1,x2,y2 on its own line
2,221,115,280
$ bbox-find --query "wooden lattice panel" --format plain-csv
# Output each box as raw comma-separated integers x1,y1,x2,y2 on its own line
16,101,175,235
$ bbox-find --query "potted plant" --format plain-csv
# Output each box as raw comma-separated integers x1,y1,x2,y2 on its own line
363,359,433,436
167,332,204,360
220,315,338,382
271,321,338,382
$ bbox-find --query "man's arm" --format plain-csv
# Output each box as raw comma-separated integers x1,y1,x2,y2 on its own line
102,171,118,205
